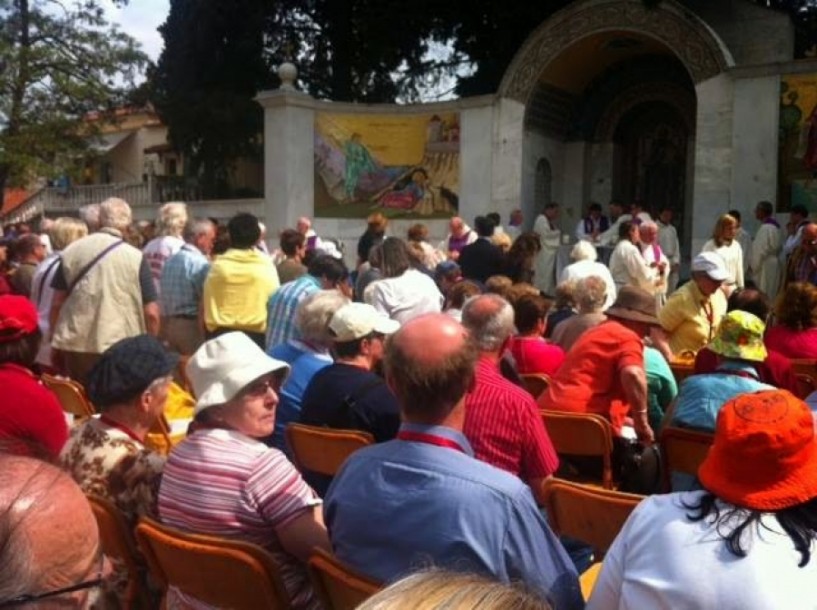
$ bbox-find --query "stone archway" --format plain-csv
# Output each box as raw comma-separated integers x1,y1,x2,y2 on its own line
499,0,733,105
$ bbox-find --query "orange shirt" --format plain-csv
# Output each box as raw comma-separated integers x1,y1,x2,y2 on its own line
538,321,644,433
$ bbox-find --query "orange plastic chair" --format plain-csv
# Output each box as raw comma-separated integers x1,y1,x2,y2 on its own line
87,495,152,609
307,548,381,610
520,373,550,399
41,373,96,420
135,517,292,610
543,478,643,558
541,410,615,489
286,423,374,477
660,426,714,491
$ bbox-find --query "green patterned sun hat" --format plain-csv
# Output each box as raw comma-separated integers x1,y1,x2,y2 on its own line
708,310,767,362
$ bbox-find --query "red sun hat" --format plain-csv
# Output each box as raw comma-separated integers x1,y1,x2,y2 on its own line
698,390,817,511
0,295,39,343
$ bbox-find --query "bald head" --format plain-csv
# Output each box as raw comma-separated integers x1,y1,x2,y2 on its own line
449,217,465,236
461,294,515,352
0,454,100,605
297,217,312,234
385,314,477,424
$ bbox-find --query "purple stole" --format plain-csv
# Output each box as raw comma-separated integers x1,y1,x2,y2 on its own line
763,217,781,228
448,231,472,253
583,216,609,234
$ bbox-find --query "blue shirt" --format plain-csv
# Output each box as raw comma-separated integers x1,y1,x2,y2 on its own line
265,274,320,349
325,423,584,610
671,361,775,432
267,340,332,453
159,244,209,317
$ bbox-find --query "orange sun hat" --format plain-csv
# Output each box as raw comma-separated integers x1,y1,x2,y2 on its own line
698,389,817,511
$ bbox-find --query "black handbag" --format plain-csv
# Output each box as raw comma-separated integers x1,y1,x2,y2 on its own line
615,439,662,495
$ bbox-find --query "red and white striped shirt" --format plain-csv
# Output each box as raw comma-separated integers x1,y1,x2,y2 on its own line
463,357,559,483
159,428,322,610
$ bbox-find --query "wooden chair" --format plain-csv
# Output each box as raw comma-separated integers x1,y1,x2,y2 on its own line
792,359,817,397
144,415,175,456
668,361,695,386
660,427,714,492
520,373,550,399
41,373,96,420
135,517,292,610
308,548,381,610
87,495,151,609
286,423,374,477
541,410,615,489
542,478,643,558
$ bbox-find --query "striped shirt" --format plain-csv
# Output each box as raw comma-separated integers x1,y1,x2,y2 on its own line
158,428,322,610
265,274,320,349
159,244,210,317
143,235,185,295
463,357,559,483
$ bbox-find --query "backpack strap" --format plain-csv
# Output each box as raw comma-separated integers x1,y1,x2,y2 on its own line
66,240,125,297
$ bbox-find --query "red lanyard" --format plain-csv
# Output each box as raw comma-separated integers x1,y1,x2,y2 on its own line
99,415,144,444
396,430,466,454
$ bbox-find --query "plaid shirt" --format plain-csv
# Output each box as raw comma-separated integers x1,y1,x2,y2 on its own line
265,274,320,349
159,245,210,317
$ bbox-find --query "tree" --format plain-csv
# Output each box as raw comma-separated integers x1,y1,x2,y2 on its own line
0,0,146,206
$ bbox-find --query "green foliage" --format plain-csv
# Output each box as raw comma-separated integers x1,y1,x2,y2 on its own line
0,0,146,195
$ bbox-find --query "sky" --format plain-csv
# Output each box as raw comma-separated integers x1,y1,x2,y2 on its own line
101,0,169,63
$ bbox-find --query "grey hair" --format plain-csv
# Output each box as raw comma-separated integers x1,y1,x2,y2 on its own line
184,219,216,241
575,275,608,313
49,217,88,251
78,203,101,232
156,202,188,237
461,294,515,351
570,240,598,262
296,290,351,345
639,220,658,234
99,198,132,231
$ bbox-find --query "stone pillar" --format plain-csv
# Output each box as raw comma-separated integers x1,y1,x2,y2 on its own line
492,98,526,219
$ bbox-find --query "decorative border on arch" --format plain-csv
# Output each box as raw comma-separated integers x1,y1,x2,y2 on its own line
499,0,732,104
594,82,697,142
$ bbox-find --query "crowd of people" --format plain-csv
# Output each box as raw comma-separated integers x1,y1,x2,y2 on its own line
1,195,817,609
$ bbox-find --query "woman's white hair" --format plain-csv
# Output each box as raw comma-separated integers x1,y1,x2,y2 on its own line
99,198,132,231
570,240,598,262
155,202,188,237
296,290,351,346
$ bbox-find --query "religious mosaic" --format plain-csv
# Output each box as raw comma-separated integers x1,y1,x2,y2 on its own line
780,74,817,212
314,112,459,219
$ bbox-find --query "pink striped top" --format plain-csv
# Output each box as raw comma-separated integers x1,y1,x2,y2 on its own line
159,428,322,610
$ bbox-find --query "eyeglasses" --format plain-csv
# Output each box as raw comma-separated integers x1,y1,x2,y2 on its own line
0,576,103,608
243,376,280,398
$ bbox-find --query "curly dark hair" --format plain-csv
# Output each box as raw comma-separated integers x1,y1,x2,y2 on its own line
775,282,817,330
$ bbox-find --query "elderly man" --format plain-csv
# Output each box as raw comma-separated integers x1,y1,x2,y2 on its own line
202,212,279,348
50,197,160,384
750,201,782,297
461,294,559,506
142,201,189,293
608,221,662,293
533,202,562,294
159,218,216,355
266,255,349,349
0,453,103,609
639,221,669,305
297,216,341,259
60,334,175,607
440,216,477,261
539,286,658,444
658,252,729,355
784,222,817,288
325,314,583,610
300,303,401,494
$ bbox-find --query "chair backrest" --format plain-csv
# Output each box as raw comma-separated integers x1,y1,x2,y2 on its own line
135,517,292,610
41,373,96,418
145,414,175,456
286,423,374,477
541,410,615,489
520,373,550,399
86,495,147,608
307,548,381,610
543,478,643,557
669,361,695,385
660,426,714,491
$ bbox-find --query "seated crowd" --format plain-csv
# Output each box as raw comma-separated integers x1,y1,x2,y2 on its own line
2,198,817,610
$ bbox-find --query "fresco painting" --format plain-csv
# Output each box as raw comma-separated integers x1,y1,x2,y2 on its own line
780,75,817,212
314,112,460,218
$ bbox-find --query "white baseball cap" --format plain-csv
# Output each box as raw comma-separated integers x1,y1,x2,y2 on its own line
186,332,290,414
329,303,400,342
692,252,730,282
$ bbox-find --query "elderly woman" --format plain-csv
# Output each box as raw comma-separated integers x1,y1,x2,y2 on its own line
61,334,175,606
142,201,189,292
765,281,817,359
0,295,67,458
365,238,443,323
559,240,616,309
159,332,329,610
551,275,608,351
267,289,350,452
509,293,565,377
588,390,817,608
702,213,744,290
29,217,88,370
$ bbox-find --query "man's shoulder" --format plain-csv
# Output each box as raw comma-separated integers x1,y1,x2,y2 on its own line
472,362,534,404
